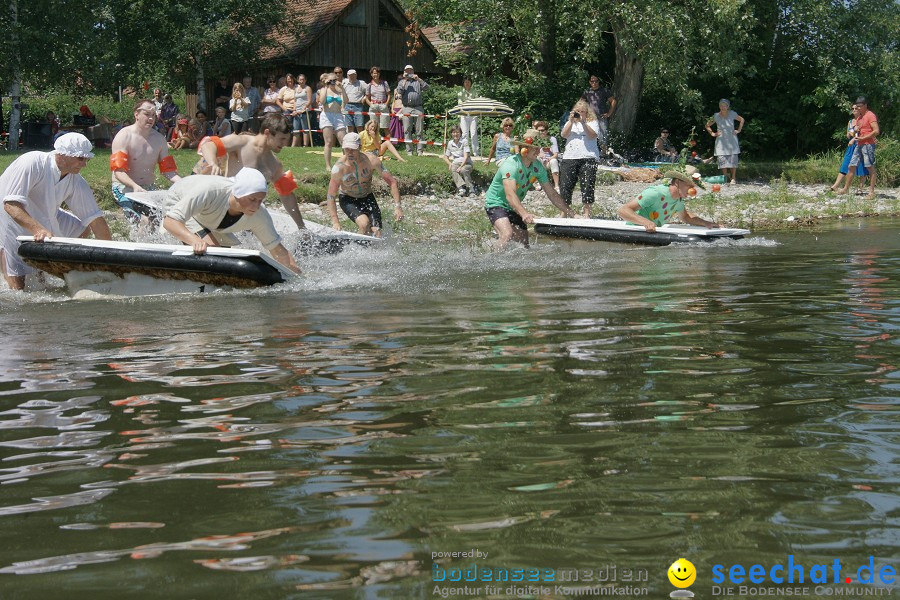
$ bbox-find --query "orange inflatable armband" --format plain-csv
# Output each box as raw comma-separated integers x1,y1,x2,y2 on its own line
109,151,129,171
158,155,177,173
208,136,226,158
274,170,297,195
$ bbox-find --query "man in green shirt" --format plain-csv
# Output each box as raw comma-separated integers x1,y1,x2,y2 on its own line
484,128,575,248
617,168,722,232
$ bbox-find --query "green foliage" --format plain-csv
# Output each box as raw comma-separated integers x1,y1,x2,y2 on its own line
403,0,898,162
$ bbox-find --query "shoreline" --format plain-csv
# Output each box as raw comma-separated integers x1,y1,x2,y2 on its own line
290,178,900,243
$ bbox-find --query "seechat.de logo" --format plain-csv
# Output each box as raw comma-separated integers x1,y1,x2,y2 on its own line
668,558,696,599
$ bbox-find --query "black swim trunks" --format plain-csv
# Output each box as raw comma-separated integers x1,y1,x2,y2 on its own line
485,206,527,230
339,193,382,230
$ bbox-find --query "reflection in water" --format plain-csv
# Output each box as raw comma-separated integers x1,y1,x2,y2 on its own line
0,223,896,596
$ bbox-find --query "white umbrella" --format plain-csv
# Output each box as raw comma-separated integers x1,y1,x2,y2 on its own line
447,97,514,116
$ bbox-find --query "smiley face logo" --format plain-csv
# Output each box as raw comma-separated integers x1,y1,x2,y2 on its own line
668,558,696,588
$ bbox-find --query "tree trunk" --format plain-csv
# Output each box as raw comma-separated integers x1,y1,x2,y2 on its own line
610,31,643,137
7,0,21,150
536,0,556,78
8,78,21,150
195,59,207,112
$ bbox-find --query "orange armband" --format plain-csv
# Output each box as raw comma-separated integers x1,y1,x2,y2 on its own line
158,155,177,173
208,136,226,158
109,151,129,171
274,170,297,195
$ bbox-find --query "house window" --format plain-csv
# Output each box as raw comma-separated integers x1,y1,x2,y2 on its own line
342,2,365,27
378,1,403,29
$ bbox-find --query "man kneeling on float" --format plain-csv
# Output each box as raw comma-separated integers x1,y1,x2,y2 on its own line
617,166,722,231
163,168,301,274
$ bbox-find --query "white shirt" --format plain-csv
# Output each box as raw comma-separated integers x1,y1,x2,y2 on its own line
444,139,471,161
0,150,102,238
562,120,600,160
165,175,281,250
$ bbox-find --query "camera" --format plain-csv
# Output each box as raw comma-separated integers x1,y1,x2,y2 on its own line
405,73,415,80
572,112,580,119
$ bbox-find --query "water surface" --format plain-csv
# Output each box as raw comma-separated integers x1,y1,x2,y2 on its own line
0,220,897,599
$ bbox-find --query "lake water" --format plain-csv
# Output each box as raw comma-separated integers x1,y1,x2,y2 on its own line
0,220,897,599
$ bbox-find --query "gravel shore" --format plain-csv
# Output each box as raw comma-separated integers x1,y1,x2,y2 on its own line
295,178,899,242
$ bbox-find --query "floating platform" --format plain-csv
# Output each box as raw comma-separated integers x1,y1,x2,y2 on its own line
16,236,296,298
534,218,750,246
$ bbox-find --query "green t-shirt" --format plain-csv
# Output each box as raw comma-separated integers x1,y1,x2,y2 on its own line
484,155,549,211
629,184,685,226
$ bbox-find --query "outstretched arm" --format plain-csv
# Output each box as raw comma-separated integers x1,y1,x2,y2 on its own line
5,201,51,241
540,182,575,217
677,209,722,228
618,199,656,232
163,216,208,254
270,243,301,274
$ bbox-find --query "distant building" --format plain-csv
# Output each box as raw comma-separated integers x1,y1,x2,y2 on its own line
186,0,447,116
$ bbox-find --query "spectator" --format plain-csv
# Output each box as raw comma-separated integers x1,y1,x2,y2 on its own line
398,65,429,155
213,106,232,137
389,87,405,144
242,76,261,133
559,99,600,218
317,72,349,171
829,103,868,192
293,74,313,147
152,88,164,115
343,69,367,133
366,66,391,138
332,66,344,82
705,98,744,184
42,111,60,142
160,94,179,137
485,117,514,165
457,77,479,157
169,117,193,150
187,117,203,149
443,125,475,196
276,74,300,139
838,96,879,199
581,75,616,153
360,119,406,163
195,109,212,139
229,83,251,134
261,77,280,116
654,128,678,162
533,120,560,191
213,79,230,116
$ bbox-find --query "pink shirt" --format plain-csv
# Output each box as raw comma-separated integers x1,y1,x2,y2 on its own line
856,110,878,145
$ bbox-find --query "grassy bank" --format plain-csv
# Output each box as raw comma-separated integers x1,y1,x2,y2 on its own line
1,145,897,240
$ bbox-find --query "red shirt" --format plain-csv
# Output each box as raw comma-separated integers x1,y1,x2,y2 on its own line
856,110,878,145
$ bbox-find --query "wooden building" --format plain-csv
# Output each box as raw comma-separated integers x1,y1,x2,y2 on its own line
186,0,446,116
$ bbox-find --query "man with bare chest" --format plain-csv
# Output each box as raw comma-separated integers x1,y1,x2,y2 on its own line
326,133,403,237
110,99,181,223
195,113,306,230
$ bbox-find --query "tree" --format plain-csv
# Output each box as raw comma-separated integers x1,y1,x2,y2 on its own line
109,0,290,111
